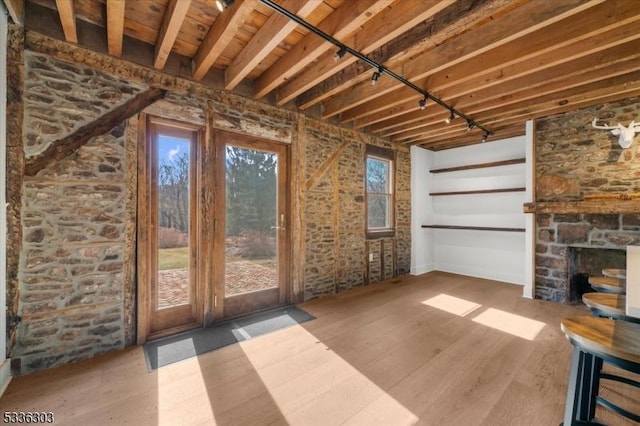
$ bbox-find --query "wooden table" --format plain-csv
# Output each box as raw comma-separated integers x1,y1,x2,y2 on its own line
561,316,640,424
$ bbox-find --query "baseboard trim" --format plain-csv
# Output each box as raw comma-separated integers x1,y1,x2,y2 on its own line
411,264,434,276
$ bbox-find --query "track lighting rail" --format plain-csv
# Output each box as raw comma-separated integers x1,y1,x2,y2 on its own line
259,0,493,140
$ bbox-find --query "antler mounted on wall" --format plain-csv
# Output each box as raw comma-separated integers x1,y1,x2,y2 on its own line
591,118,640,149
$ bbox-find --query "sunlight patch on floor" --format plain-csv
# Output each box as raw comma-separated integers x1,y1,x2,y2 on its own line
156,357,216,425
421,293,482,317
239,325,419,425
472,308,546,340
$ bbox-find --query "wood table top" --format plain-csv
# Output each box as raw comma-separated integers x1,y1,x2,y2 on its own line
582,293,626,315
561,316,640,365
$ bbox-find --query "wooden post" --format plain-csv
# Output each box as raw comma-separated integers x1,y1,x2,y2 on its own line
290,113,306,303
5,24,24,357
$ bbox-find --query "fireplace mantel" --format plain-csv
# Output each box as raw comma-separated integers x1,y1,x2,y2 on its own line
524,201,640,214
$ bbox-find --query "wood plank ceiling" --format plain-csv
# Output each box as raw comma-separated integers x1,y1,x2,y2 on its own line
19,0,640,150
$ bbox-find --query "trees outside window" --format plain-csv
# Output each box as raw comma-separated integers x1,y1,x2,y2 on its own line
366,145,395,238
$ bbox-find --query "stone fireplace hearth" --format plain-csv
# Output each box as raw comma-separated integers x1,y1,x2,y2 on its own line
535,213,640,303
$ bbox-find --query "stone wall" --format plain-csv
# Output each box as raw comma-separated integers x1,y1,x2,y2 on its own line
9,48,411,373
23,52,147,157
15,125,130,373
302,121,410,300
535,213,640,302
536,96,640,200
534,97,640,303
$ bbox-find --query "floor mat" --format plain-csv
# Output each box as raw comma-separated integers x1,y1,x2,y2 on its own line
143,305,315,370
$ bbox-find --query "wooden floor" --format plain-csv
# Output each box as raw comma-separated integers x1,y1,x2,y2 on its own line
2,272,638,425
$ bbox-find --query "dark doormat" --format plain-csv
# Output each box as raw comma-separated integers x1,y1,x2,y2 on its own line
143,305,315,371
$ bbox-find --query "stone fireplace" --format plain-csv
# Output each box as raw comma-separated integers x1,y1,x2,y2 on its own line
529,95,640,304
535,213,640,303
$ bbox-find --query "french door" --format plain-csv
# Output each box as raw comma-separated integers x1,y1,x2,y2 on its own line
139,119,288,341
141,117,202,340
213,131,289,319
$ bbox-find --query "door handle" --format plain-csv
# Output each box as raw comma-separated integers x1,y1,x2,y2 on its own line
271,214,286,231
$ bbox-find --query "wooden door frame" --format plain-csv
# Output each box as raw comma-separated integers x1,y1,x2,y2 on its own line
137,114,207,343
212,129,291,320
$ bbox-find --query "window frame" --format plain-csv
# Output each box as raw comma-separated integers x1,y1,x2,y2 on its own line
365,144,396,239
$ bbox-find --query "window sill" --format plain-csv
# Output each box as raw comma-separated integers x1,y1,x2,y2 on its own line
366,230,395,239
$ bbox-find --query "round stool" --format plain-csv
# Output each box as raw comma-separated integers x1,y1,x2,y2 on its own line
588,276,626,294
582,293,639,323
561,316,640,424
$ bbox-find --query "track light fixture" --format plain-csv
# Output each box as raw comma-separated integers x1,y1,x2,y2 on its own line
215,0,234,12
444,109,455,124
481,132,489,143
466,121,475,132
333,46,346,62
259,0,493,141
370,69,381,86
418,96,427,111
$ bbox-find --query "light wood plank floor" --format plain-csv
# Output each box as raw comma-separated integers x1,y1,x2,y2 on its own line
2,272,638,425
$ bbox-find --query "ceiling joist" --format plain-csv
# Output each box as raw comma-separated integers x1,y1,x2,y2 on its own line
24,0,640,150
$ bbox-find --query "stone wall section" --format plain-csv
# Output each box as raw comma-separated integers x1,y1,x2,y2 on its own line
535,213,640,303
534,97,640,303
11,49,412,373
536,96,640,200
15,125,127,373
303,120,411,299
23,52,148,157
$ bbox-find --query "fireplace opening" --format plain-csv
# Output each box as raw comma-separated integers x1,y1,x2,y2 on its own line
568,247,626,304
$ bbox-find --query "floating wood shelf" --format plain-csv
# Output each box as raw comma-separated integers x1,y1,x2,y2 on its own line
421,225,525,232
430,187,526,196
523,201,640,214
430,158,526,174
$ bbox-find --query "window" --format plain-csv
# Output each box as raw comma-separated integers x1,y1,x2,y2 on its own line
366,145,395,238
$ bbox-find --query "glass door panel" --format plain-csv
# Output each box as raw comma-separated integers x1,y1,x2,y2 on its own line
215,132,288,319
157,135,192,309
147,121,200,336
225,145,279,297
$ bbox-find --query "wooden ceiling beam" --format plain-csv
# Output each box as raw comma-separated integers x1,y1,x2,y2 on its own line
320,0,604,119
356,9,640,131
54,0,77,43
356,7,640,132
106,0,125,57
295,0,516,111
478,72,640,126
275,0,455,106
25,87,166,176
192,0,257,81
379,39,640,139
253,0,389,100
418,126,526,151
224,0,321,91
390,65,637,142
154,0,191,69
3,0,24,24
402,74,640,148
387,48,640,141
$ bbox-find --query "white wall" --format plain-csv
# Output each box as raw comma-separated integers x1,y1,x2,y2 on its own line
411,146,434,274
523,120,535,298
0,6,11,396
411,135,529,286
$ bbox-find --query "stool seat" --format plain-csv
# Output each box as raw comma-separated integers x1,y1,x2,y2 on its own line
602,268,626,280
582,293,627,318
588,276,626,294
561,316,640,424
561,316,640,365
